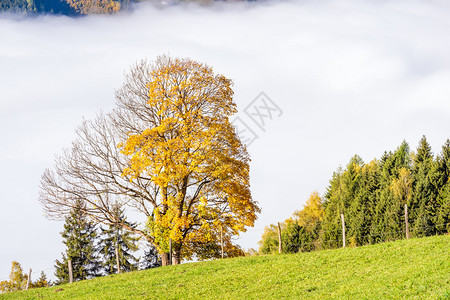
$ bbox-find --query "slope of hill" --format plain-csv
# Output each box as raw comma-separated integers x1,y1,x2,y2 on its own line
2,235,449,299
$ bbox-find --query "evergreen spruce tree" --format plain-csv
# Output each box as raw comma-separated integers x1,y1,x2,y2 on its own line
322,156,365,248
54,253,70,284
347,160,379,246
434,139,450,234
321,168,344,249
281,220,303,253
31,271,50,288
54,200,102,284
411,136,437,237
98,205,139,275
140,244,161,270
372,142,410,243
435,185,450,233
283,221,323,253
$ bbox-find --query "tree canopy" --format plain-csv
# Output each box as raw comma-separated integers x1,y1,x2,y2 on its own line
40,56,259,265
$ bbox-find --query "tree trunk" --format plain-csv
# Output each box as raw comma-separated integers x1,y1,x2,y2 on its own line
160,253,170,266
115,246,121,274
68,259,73,283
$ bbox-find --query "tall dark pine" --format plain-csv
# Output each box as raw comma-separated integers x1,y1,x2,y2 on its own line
434,139,450,234
347,159,379,246
140,244,161,270
98,205,139,275
411,136,437,236
54,200,102,284
372,142,410,243
322,168,344,249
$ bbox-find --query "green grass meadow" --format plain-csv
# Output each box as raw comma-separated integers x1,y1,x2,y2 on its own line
2,235,449,299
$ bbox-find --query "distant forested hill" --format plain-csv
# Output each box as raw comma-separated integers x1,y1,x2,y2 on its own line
0,0,250,15
0,0,128,15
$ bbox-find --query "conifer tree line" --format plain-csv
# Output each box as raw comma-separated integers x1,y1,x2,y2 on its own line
54,200,160,285
259,136,450,254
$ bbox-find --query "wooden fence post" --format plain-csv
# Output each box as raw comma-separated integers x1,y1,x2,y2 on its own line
340,213,346,248
68,259,73,283
26,268,31,290
404,204,410,239
221,225,224,259
277,222,282,253
169,238,172,265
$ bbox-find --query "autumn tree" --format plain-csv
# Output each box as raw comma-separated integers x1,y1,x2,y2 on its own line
40,56,260,266
292,191,324,251
259,192,325,254
120,56,260,264
0,261,28,293
0,262,52,292
177,213,246,260
391,167,413,238
294,191,324,231
258,224,279,254
185,228,245,260
65,0,120,14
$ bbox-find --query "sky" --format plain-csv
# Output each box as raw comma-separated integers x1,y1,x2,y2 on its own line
2,0,450,281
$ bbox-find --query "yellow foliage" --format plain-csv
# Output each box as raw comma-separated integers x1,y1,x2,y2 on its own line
293,191,324,232
65,0,120,14
120,56,260,257
257,224,279,253
349,237,357,248
0,261,28,293
391,167,412,204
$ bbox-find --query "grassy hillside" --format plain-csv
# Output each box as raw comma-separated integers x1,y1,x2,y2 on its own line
2,235,449,299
